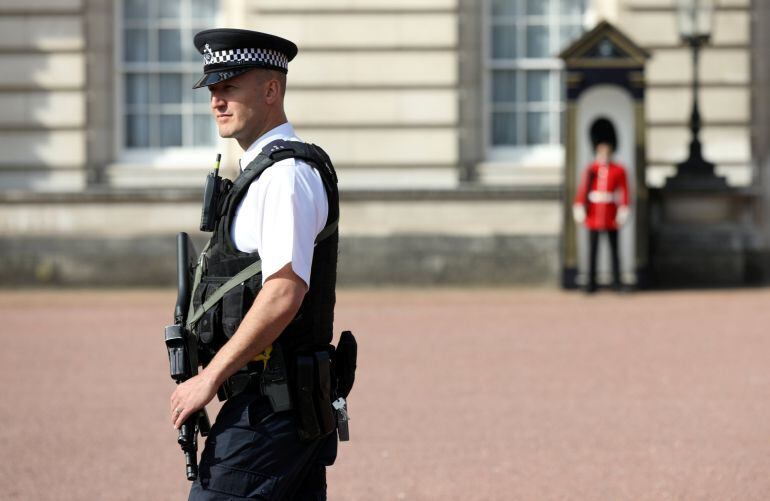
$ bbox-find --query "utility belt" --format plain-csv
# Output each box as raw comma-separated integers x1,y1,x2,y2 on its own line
220,337,356,443
188,270,356,442
218,361,276,401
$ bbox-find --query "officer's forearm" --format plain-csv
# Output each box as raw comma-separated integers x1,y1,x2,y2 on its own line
199,265,306,387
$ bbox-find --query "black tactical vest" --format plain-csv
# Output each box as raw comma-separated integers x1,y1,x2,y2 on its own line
188,140,339,388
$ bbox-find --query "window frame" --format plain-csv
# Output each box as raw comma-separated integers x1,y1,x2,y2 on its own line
113,0,222,167
483,0,588,165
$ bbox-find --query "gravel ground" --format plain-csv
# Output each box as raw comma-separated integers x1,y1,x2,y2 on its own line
1,287,769,501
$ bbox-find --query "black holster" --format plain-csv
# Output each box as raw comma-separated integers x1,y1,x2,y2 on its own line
333,330,357,399
295,350,337,442
294,331,357,442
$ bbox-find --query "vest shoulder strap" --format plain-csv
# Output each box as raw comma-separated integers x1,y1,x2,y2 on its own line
224,153,275,214
227,139,340,238
225,139,338,221
262,140,339,185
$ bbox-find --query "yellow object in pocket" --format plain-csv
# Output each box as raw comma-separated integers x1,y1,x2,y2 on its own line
253,344,272,369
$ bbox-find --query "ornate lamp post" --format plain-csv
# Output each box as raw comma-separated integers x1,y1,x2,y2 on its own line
666,0,727,188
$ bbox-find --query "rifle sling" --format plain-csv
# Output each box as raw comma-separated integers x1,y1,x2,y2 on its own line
187,259,263,329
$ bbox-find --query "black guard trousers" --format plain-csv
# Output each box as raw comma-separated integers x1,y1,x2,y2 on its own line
587,229,621,291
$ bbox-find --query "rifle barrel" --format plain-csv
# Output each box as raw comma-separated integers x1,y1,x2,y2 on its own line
175,232,192,323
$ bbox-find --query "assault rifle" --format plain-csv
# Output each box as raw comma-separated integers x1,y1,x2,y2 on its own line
164,232,211,481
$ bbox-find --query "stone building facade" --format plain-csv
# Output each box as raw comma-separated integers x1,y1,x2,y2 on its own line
0,0,761,286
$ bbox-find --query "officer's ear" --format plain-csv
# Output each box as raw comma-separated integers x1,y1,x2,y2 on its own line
264,78,280,104
261,70,286,104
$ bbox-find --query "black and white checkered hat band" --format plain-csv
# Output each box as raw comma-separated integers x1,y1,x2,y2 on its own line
203,47,288,70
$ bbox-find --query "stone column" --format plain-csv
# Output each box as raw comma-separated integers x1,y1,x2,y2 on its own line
84,0,115,186
753,0,770,245
457,0,483,183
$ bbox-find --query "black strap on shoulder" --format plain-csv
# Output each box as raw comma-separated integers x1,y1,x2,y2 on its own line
229,153,276,207
222,139,340,250
220,140,323,239
263,140,339,186
263,139,313,163
220,152,277,248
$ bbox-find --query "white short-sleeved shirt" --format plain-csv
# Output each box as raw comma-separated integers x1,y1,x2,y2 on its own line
231,122,329,288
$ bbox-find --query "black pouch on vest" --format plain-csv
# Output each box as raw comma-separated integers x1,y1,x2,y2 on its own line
196,282,220,345
221,284,251,339
295,355,321,441
333,331,357,398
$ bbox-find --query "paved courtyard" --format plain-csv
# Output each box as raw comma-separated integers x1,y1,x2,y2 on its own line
1,287,770,500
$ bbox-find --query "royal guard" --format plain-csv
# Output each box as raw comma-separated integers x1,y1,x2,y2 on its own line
573,118,630,293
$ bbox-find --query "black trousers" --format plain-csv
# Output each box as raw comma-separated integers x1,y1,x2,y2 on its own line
587,229,621,290
188,390,337,500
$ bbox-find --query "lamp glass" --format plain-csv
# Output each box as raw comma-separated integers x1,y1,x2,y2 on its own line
677,0,715,40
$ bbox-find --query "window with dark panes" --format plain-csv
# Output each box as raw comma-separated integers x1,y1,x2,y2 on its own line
121,0,219,150
488,0,586,149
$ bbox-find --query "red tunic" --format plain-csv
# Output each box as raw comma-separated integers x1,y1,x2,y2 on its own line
574,161,629,231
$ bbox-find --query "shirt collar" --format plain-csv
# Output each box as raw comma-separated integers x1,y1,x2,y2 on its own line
240,122,298,170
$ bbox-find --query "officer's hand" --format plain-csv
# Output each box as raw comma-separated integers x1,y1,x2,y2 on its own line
170,373,219,429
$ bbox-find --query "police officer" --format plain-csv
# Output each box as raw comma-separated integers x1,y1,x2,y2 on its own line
169,28,342,499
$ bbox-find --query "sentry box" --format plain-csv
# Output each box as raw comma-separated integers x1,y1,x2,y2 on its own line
559,21,651,290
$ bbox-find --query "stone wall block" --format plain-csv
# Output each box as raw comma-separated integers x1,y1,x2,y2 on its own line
300,128,458,166
647,126,750,164
287,89,457,126
0,0,82,13
0,16,83,51
251,13,457,49
646,87,750,123
289,52,457,86
0,91,84,128
251,0,456,10
0,53,85,89
0,131,85,167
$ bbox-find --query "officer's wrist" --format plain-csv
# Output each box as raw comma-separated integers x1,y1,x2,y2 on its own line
200,365,227,388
